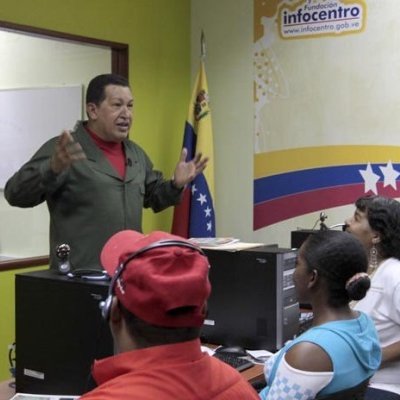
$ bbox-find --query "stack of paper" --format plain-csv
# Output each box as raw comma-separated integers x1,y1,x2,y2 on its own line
189,237,240,247
189,237,264,251
10,393,79,400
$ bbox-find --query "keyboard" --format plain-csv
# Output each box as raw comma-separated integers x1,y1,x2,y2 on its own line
213,352,254,372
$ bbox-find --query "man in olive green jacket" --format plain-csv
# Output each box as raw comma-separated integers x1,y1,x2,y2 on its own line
5,74,207,271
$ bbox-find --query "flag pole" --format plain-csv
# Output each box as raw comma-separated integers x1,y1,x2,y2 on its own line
201,30,206,61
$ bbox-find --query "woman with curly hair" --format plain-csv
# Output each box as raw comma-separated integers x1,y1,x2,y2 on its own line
346,195,400,395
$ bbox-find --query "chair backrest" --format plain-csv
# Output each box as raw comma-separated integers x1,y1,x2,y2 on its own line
365,387,400,400
315,378,369,400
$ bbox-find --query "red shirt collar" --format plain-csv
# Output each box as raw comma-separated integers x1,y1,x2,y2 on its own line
85,126,122,151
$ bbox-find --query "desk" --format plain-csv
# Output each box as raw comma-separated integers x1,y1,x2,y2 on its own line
203,344,265,386
0,364,264,400
241,363,264,385
0,380,15,400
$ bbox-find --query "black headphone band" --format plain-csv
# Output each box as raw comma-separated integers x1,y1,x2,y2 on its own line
101,239,205,320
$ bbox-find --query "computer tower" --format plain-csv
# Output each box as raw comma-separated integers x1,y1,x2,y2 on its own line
15,270,113,395
201,246,299,352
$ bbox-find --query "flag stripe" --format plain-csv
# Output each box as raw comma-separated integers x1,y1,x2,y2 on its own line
182,121,197,160
170,187,191,238
189,174,215,237
253,164,389,204
254,145,400,178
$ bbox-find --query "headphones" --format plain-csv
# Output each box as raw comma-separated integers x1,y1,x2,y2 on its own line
100,239,205,320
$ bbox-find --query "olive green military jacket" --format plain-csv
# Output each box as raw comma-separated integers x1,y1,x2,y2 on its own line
5,121,182,270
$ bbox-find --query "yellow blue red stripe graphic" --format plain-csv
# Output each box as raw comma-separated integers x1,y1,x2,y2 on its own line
254,145,400,229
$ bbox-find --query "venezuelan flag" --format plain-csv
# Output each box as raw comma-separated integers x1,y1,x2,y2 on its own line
172,61,215,238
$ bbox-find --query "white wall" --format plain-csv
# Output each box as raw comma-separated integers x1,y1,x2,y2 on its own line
191,0,259,242
0,30,111,258
191,0,329,248
191,0,395,248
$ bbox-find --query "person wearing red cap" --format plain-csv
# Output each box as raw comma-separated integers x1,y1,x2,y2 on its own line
79,230,259,400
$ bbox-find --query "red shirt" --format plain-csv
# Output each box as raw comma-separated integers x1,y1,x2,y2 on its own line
80,338,259,400
86,127,126,178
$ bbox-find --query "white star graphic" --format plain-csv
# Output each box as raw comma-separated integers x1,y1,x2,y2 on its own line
359,162,380,194
204,207,212,217
197,193,207,206
379,160,400,190
191,184,197,195
207,221,213,231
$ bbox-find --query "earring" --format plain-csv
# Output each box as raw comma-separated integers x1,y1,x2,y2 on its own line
369,242,378,270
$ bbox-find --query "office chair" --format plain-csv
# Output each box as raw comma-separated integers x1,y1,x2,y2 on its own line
365,387,400,400
250,376,267,393
315,378,369,400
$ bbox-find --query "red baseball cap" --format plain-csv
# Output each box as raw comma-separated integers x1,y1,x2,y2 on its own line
100,230,211,327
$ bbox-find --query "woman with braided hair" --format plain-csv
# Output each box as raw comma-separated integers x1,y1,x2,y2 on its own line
258,230,381,400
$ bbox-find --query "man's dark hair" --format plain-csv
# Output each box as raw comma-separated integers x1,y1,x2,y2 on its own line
302,230,369,308
356,195,400,260
118,302,201,348
86,73,130,105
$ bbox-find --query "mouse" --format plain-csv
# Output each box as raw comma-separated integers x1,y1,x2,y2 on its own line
214,345,247,357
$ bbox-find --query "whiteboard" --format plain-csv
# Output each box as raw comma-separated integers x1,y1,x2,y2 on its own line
0,85,82,188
